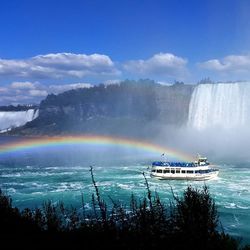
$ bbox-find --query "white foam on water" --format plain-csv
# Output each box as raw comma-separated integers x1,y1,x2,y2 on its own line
6,188,16,194
236,205,250,209
116,183,134,190
224,202,237,209
1,173,22,177
30,192,44,195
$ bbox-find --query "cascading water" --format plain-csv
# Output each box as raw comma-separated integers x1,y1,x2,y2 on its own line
0,109,39,132
188,82,250,130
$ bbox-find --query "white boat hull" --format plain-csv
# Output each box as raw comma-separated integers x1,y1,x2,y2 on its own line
150,170,219,181
150,163,219,181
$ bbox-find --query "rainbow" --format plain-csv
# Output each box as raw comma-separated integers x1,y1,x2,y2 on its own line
0,135,194,161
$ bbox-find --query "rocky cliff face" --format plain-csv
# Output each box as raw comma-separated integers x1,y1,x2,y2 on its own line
155,82,194,125
9,80,194,137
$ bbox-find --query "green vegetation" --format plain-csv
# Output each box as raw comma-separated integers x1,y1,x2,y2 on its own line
10,80,194,136
197,77,214,84
0,169,249,249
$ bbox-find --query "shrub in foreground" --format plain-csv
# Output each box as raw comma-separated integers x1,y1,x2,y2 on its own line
0,170,249,250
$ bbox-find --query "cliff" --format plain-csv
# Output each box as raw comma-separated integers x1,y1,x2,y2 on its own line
9,80,194,137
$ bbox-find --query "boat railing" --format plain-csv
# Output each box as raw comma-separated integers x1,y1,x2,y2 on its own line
152,161,197,167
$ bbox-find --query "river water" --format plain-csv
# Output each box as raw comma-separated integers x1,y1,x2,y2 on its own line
0,138,249,244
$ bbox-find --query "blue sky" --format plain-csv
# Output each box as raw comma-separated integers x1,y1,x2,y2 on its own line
0,0,250,104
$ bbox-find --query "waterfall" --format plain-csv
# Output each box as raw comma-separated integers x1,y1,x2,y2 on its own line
188,83,250,130
0,109,39,132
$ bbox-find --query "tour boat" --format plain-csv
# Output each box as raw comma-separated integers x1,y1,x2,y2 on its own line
150,156,219,181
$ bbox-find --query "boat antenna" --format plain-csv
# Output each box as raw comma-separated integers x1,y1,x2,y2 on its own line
161,153,167,161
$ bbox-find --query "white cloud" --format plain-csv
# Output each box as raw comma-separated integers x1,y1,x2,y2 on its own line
0,82,45,105
123,53,188,78
0,81,96,105
0,87,8,92
0,59,28,76
0,53,120,80
29,89,48,97
11,81,36,89
0,52,190,82
199,54,250,73
0,95,33,106
0,51,192,105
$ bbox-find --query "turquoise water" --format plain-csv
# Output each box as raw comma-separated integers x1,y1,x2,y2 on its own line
0,140,249,244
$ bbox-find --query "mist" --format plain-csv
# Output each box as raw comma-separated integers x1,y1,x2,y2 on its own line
153,125,250,163
2,81,250,164
152,81,250,163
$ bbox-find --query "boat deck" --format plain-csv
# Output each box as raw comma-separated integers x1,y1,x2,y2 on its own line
152,161,202,167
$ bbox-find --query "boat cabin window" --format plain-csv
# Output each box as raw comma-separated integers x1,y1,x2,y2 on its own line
199,169,211,173
195,170,199,173
181,170,186,174
163,169,170,173
176,170,180,174
157,169,162,173
171,169,175,174
187,170,193,174
152,169,156,172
